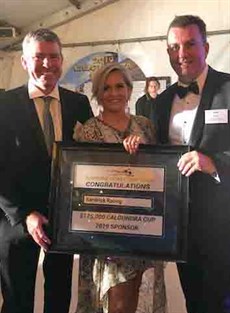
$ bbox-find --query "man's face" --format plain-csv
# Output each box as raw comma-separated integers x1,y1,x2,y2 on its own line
21,39,63,93
167,24,209,84
148,81,160,98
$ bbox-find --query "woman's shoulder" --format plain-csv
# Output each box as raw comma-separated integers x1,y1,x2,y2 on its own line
75,116,104,142
130,114,156,144
83,116,99,126
131,114,153,126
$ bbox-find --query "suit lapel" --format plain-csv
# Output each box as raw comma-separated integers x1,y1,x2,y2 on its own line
59,87,66,139
189,67,217,148
16,86,48,157
59,87,75,141
159,85,177,143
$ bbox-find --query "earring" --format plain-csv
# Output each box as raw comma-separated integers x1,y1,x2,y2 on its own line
125,101,130,115
98,105,104,120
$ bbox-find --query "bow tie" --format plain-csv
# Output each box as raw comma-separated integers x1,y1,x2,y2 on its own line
176,81,199,99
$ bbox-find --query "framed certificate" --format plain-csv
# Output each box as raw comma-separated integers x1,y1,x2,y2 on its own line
48,142,189,261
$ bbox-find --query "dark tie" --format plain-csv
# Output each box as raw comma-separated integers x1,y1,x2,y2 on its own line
42,96,55,155
176,81,199,99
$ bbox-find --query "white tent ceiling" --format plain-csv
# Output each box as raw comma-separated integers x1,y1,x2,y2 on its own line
0,0,118,51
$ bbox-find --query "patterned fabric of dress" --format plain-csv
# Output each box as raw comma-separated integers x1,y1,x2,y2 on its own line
74,115,167,313
74,115,156,144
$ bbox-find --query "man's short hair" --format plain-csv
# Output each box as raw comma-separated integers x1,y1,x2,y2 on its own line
22,28,62,53
167,15,207,43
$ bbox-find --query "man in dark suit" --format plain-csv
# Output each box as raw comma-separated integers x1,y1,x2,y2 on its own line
0,29,93,313
154,15,230,313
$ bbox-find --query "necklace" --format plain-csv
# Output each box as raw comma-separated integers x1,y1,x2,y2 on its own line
100,113,130,132
97,116,132,141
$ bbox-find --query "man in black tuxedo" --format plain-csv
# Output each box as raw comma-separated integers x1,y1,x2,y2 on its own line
0,29,93,313
154,15,230,313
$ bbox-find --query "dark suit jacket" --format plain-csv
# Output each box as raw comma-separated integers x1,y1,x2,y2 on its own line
155,67,230,260
135,93,157,120
0,85,93,232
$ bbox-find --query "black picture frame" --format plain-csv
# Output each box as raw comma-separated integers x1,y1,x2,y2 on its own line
48,142,189,262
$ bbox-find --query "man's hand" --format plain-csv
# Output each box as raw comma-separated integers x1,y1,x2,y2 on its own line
177,151,217,177
26,211,51,251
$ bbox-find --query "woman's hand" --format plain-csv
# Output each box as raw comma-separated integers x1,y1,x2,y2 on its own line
123,135,141,154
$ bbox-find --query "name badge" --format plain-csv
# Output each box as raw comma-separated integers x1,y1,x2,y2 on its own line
205,109,228,124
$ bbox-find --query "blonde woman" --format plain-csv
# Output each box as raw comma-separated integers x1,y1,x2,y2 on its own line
74,62,166,313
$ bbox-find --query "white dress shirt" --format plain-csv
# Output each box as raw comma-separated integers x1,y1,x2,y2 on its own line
28,81,63,141
169,65,208,145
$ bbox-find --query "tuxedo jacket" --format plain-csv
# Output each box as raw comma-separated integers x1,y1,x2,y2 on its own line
154,67,230,259
0,85,93,233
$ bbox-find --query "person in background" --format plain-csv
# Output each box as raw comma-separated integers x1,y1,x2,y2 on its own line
74,62,167,313
154,14,230,313
0,28,92,313
135,76,160,119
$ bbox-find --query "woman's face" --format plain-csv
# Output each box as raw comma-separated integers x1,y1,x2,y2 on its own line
100,70,132,113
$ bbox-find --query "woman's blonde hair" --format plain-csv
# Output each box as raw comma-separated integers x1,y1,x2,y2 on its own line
91,62,133,103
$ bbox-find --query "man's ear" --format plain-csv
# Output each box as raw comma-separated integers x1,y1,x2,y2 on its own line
21,55,27,71
204,42,209,59
167,47,170,56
